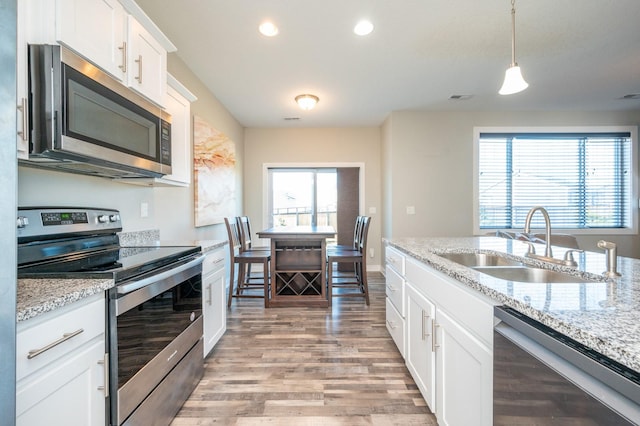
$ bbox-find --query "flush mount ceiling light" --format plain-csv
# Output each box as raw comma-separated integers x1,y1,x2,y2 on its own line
354,19,374,36
499,0,528,95
258,21,279,37
295,94,319,110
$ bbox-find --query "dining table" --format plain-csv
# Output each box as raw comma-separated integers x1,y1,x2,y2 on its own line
257,225,336,308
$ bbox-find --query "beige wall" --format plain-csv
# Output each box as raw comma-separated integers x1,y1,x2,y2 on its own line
384,109,640,257
18,54,243,242
243,127,383,269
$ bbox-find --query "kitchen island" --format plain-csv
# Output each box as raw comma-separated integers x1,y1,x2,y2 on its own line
385,236,640,372
385,236,640,425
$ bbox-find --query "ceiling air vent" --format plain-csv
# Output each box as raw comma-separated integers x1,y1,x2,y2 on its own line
449,94,473,100
284,117,301,121
621,94,640,100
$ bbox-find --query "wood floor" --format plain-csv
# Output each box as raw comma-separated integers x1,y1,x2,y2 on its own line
171,272,437,425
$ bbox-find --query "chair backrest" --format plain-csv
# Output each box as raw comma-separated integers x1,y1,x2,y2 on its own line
224,217,241,261
357,216,371,253
351,216,364,249
236,216,254,252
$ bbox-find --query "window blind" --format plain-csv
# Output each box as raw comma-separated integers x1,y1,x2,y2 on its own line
478,132,631,230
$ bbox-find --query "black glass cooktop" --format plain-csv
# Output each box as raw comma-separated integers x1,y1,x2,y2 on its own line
18,243,200,283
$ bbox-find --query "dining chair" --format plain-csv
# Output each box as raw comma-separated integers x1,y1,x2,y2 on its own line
326,216,371,307
236,216,270,285
224,217,270,307
328,215,363,251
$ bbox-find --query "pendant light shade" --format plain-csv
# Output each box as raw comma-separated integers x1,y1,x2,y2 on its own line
499,65,528,95
295,94,319,110
499,0,528,95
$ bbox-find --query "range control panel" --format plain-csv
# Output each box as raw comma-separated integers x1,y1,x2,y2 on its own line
17,207,122,241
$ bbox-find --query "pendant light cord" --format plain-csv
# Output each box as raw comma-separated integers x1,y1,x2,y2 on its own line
510,0,517,67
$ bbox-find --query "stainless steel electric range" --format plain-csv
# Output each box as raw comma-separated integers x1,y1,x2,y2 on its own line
17,206,204,426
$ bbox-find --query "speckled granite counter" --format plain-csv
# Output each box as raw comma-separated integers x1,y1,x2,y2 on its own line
17,237,227,323
17,278,114,322
386,236,640,373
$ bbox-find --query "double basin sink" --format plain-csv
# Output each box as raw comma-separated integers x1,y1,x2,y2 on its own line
437,252,599,283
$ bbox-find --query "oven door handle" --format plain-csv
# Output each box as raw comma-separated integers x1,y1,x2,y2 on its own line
117,255,204,294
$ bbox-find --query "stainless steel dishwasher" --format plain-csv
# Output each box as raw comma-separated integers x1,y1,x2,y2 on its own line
494,306,640,425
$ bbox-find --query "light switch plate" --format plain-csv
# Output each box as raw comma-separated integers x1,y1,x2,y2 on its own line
406,206,415,215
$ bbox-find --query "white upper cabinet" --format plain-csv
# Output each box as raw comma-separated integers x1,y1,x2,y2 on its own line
22,0,175,107
126,15,166,105
55,0,127,80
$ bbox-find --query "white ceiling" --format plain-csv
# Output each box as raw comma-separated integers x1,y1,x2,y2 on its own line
136,0,640,128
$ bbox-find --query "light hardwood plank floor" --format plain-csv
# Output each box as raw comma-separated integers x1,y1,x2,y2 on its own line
171,272,437,426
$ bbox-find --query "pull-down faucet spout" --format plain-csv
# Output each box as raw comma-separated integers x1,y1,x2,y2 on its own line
523,206,552,258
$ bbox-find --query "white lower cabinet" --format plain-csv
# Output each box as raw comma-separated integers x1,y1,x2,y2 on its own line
398,253,496,426
405,283,436,409
203,246,227,356
435,308,493,426
16,293,107,426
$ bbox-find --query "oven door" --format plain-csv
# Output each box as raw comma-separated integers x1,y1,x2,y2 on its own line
108,255,204,425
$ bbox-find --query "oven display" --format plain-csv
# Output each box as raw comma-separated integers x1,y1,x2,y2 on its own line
41,212,89,226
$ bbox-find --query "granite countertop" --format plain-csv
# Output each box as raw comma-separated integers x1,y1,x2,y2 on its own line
386,236,640,373
17,238,228,323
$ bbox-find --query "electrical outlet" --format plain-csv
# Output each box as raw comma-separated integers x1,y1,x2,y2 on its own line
369,248,374,258
140,202,149,218
406,206,415,215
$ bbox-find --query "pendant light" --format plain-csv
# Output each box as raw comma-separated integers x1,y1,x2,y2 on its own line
499,0,528,95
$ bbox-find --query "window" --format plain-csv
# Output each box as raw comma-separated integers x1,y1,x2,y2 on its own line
268,168,337,229
474,127,636,234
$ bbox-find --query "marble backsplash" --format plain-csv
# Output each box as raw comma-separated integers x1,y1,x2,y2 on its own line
117,229,160,246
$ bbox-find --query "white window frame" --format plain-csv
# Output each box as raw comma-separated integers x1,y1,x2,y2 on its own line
472,126,638,236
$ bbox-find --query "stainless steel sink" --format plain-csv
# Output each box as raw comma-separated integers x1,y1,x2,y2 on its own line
473,266,598,283
438,252,523,267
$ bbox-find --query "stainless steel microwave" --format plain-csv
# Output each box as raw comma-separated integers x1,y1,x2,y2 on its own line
21,44,171,179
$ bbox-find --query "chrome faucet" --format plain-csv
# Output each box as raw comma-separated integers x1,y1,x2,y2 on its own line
521,206,582,267
523,206,553,258
597,240,621,278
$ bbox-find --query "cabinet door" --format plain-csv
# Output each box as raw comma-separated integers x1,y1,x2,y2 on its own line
56,0,126,80
405,283,436,411
17,0,29,159
127,15,166,106
203,248,227,356
162,77,194,185
16,339,107,426
435,309,492,426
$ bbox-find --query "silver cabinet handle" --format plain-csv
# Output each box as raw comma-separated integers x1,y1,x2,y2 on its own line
422,311,430,341
386,319,397,330
118,42,127,72
135,54,143,84
432,322,440,352
97,352,109,397
27,328,84,359
386,284,397,292
206,283,212,305
17,97,28,141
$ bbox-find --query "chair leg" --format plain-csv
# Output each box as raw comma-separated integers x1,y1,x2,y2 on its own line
263,259,269,308
327,260,333,308
227,262,236,308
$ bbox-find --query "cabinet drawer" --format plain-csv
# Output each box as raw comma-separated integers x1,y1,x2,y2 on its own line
385,246,405,276
386,298,405,358
17,294,105,381
385,266,405,317
202,247,225,276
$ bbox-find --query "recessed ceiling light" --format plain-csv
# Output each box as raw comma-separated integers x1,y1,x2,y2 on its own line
354,20,374,36
259,21,279,37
